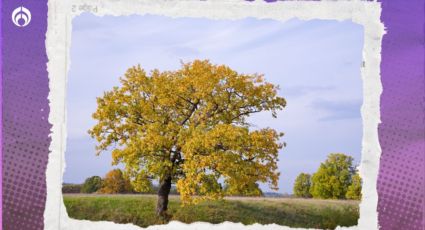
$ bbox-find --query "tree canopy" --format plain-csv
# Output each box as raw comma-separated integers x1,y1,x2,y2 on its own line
89,60,286,206
98,169,133,194
345,172,362,200
293,173,312,198
81,176,103,193
224,181,263,197
310,153,356,199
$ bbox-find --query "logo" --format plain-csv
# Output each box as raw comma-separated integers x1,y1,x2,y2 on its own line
12,6,31,27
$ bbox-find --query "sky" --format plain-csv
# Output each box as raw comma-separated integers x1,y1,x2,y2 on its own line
64,14,364,194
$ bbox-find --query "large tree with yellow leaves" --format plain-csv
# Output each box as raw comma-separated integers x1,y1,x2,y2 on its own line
89,60,286,216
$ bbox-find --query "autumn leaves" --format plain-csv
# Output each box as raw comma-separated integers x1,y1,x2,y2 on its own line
88,60,286,215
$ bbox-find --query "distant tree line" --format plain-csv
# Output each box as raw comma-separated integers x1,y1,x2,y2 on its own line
293,153,362,200
64,169,267,196
64,153,362,199
64,169,183,195
62,184,83,193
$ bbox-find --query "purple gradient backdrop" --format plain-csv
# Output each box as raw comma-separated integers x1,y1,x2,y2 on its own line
1,1,424,230
2,1,51,230
377,0,425,229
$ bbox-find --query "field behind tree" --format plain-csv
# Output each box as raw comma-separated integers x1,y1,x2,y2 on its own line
63,194,359,229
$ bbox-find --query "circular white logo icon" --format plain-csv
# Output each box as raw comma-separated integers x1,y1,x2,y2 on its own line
12,6,31,27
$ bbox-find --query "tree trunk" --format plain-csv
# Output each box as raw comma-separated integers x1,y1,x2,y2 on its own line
156,176,172,217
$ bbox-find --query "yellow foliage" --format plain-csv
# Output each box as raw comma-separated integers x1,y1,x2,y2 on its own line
98,169,133,194
89,60,286,203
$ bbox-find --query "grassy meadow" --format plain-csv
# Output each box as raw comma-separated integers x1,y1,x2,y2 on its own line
63,194,359,229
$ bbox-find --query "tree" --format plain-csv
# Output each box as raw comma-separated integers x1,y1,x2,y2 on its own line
89,60,286,216
293,173,312,198
310,153,355,199
224,181,263,196
98,169,133,194
81,176,103,193
346,172,362,200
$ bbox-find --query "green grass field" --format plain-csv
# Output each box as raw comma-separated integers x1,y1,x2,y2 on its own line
63,194,359,229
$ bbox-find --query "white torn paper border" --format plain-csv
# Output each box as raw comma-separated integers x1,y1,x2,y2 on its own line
45,1,385,229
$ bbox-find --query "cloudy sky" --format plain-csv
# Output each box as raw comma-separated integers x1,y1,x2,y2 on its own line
64,14,364,194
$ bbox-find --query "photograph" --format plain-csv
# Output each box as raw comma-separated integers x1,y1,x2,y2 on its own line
62,13,364,229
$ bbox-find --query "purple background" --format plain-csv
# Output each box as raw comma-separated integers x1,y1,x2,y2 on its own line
377,0,425,229
2,1,51,230
1,0,424,230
